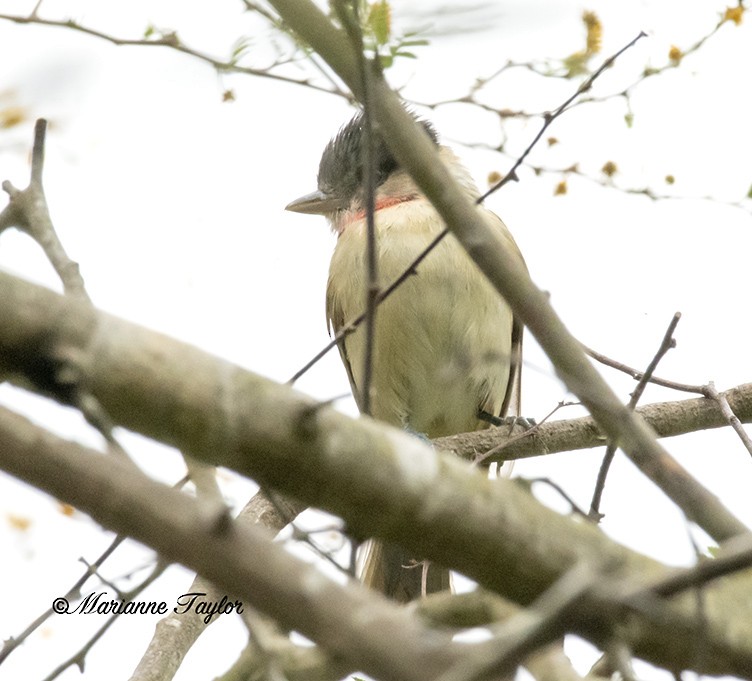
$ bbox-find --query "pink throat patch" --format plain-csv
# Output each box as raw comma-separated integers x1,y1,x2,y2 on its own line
340,194,418,230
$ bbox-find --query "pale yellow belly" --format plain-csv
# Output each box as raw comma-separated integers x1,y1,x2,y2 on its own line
328,202,514,438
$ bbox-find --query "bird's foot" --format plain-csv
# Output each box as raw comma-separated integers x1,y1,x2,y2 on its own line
478,411,537,431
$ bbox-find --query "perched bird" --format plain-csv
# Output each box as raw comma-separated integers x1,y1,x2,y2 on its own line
286,111,525,602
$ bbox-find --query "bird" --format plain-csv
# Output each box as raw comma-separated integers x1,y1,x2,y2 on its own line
286,110,525,602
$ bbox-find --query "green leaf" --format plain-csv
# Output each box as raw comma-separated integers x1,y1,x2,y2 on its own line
399,38,429,48
561,51,590,78
379,53,394,68
367,1,391,46
230,36,252,63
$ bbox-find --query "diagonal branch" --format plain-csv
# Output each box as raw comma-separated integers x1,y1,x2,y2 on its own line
129,490,304,681
0,406,460,681
588,312,681,520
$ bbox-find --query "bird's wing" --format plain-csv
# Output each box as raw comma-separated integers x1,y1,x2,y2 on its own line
500,317,523,418
326,282,364,412
486,208,527,420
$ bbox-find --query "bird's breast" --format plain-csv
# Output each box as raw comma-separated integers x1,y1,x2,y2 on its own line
327,200,514,438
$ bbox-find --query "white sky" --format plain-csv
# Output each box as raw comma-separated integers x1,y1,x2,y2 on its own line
1,1,751,679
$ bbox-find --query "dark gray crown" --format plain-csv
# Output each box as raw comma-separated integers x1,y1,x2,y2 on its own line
317,111,438,207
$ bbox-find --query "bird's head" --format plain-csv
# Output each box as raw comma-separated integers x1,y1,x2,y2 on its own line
285,111,440,231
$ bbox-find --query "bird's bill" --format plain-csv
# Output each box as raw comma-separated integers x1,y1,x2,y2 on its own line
285,190,344,215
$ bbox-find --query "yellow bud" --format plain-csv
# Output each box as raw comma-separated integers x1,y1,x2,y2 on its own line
487,171,503,185
583,11,602,55
724,6,744,25
0,106,27,129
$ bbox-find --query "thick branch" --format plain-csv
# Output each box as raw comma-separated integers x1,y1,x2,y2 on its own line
435,383,752,463
1,272,752,677
0,407,460,681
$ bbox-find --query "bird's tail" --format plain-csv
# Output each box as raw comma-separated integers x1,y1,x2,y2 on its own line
358,539,451,603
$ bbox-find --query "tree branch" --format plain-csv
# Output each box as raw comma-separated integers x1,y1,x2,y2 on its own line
0,119,89,299
589,312,681,520
0,12,349,99
0,406,461,681
433,382,752,465
1,274,752,677
129,490,304,681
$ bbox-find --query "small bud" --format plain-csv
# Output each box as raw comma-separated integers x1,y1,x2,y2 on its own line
487,171,503,185
723,6,744,25
601,161,618,177
583,11,602,55
0,106,27,129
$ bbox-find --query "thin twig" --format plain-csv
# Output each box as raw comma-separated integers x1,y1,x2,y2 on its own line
41,561,169,681
334,0,379,416
0,476,189,666
575,8,740,111
287,227,449,383
0,12,349,99
418,13,752,215
477,31,647,203
474,400,576,465
705,381,752,458
0,119,89,300
0,534,125,664
586,343,752,458
263,486,348,573
74,391,133,460
527,477,590,519
288,521,349,573
584,343,705,394
649,532,752,599
681,522,711,673
526,159,752,215
588,313,681,521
